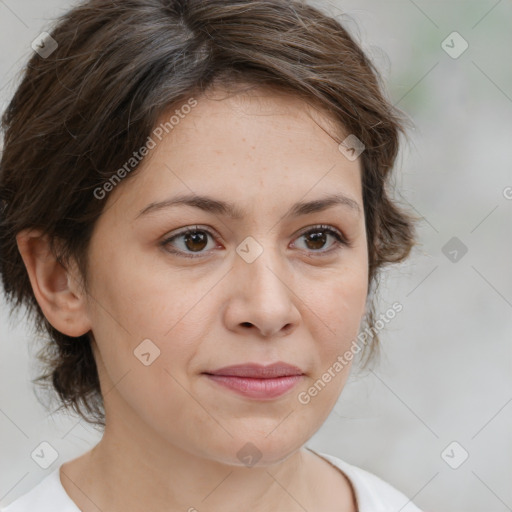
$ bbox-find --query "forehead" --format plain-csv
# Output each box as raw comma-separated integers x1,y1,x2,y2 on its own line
170,83,348,144
105,85,363,220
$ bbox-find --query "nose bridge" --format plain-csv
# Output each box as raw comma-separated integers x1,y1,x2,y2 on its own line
235,234,289,300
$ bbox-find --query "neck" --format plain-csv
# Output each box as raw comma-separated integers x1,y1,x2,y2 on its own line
61,413,320,512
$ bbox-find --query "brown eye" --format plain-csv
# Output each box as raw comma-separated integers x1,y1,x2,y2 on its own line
162,226,216,258
304,230,328,250
182,230,209,252
161,224,348,260
293,225,347,255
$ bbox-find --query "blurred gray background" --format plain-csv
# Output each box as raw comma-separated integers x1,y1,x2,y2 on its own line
1,1,511,510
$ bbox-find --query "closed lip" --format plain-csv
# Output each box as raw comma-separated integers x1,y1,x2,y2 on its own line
204,362,304,378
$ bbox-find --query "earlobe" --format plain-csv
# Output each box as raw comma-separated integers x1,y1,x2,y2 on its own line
16,229,92,337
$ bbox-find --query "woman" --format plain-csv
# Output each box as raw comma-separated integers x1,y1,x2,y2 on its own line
0,0,419,510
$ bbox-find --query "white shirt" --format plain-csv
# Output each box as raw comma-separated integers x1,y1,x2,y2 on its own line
1,447,422,511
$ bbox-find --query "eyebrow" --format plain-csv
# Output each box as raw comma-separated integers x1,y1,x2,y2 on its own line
135,192,362,220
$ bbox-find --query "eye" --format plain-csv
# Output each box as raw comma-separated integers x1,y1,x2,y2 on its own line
292,224,348,256
161,224,349,259
161,225,217,259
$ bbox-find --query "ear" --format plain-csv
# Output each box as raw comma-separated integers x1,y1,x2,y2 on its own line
16,229,92,337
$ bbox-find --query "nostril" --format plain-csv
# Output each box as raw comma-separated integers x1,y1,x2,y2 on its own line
241,322,253,328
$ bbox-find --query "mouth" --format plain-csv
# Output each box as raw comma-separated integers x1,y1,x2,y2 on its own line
203,362,305,400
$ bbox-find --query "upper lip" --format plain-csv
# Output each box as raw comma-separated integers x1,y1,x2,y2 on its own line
205,362,304,378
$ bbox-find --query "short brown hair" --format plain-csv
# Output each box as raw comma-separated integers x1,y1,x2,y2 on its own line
0,0,417,427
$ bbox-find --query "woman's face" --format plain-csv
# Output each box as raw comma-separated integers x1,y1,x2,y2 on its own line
84,86,368,465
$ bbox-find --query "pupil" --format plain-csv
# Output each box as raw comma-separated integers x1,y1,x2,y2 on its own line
185,231,207,252
307,231,326,250
182,230,328,253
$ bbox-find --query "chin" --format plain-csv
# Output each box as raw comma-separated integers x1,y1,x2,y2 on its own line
215,434,306,468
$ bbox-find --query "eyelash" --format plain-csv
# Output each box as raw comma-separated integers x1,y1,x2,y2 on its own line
160,224,349,259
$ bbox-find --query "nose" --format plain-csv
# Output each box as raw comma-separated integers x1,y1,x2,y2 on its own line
223,244,301,339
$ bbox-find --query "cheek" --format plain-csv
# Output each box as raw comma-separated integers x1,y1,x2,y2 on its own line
294,261,367,388
86,259,203,433
307,262,368,342
86,250,225,422
87,238,184,335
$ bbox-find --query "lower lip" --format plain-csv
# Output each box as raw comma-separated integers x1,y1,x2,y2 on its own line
204,374,303,399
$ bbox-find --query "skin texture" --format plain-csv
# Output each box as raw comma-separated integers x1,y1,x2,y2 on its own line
16,85,368,512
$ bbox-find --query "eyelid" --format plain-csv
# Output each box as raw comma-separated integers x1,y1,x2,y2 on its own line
291,224,349,254
160,224,222,257
295,223,345,240
161,223,349,259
